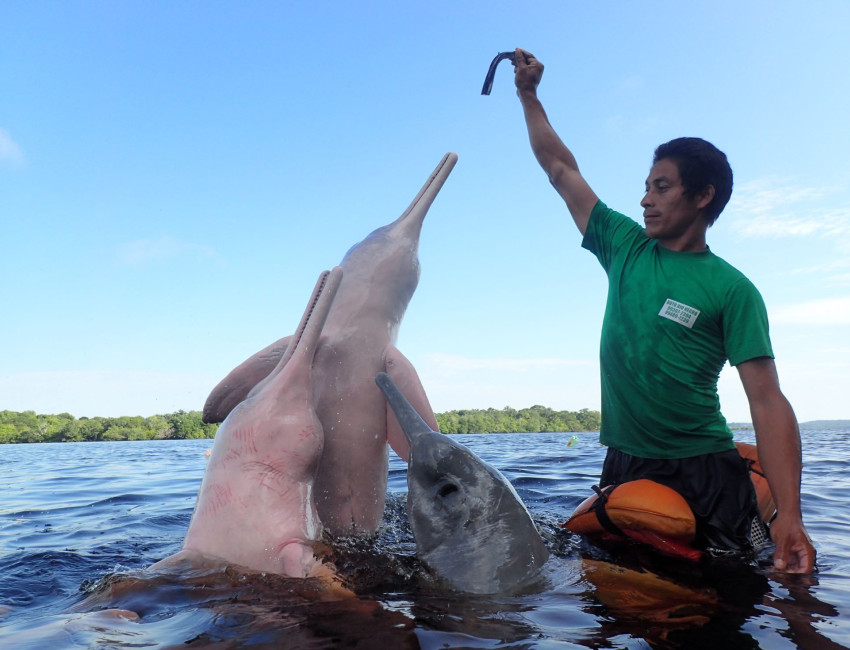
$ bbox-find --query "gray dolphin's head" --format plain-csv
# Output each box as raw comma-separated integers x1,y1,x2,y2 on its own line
375,372,549,594
335,153,457,338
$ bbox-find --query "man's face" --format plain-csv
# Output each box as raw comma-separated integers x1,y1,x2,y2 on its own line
640,158,709,251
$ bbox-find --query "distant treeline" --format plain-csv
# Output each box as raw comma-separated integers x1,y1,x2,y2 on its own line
436,405,600,434
0,405,601,444
0,410,218,444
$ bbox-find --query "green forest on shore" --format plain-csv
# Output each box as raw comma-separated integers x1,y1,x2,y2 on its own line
0,405,601,444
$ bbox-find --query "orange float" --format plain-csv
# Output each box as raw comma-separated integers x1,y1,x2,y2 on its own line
560,442,776,561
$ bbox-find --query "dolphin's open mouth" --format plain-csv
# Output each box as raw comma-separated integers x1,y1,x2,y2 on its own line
291,270,330,350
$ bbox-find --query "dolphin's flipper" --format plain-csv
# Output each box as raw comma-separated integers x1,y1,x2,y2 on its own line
380,347,441,462
201,336,291,423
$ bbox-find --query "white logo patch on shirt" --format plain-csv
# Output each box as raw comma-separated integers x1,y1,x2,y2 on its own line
658,298,701,329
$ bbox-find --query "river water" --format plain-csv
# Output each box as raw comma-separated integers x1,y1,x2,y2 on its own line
1,429,848,649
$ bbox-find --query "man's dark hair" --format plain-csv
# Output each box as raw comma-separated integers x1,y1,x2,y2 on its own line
653,137,733,225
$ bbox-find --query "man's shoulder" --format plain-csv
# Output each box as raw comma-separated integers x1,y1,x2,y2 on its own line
700,250,768,314
590,200,639,227
585,200,646,247
704,249,756,284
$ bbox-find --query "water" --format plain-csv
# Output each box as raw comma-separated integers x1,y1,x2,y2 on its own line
1,430,848,648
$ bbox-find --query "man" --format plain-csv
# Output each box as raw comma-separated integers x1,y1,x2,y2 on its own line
512,48,814,573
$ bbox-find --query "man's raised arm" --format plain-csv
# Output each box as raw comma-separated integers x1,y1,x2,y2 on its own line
514,48,598,236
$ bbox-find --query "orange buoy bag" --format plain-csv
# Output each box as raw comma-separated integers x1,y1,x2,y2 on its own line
561,479,696,543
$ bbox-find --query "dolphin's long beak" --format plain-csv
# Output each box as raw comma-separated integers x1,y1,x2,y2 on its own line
277,266,343,370
375,372,435,443
391,152,458,231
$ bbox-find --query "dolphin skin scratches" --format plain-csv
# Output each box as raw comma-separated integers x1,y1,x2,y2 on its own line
166,268,344,582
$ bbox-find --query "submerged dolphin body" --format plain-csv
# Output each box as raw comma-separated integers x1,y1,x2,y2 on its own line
375,372,550,594
168,268,343,579
202,153,458,536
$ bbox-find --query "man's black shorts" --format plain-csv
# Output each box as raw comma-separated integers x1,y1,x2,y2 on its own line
599,447,763,554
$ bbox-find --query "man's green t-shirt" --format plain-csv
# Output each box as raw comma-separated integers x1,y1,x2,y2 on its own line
582,201,774,459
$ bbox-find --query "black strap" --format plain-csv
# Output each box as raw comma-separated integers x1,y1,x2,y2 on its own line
743,458,776,523
745,458,768,480
591,484,627,538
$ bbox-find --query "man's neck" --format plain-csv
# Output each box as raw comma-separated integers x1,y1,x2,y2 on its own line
655,237,708,253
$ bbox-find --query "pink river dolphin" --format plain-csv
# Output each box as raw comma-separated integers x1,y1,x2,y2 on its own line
202,152,458,537
0,158,461,643
153,268,346,584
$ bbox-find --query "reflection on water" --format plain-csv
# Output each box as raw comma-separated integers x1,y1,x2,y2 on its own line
0,431,848,648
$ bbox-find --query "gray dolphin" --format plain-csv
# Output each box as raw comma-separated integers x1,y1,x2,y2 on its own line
202,153,457,536
375,372,550,594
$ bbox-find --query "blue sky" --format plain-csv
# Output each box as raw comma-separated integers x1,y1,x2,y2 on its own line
2,1,849,423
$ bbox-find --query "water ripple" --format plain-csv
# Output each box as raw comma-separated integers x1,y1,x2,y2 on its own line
0,432,847,649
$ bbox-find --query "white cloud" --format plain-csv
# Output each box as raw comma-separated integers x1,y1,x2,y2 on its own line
116,236,217,265
0,128,25,166
732,209,850,238
789,258,850,275
414,352,600,413
717,355,850,423
787,259,850,287
0,370,218,417
728,177,850,239
0,359,603,420
771,296,850,325
416,351,850,423
826,272,850,287
419,352,591,374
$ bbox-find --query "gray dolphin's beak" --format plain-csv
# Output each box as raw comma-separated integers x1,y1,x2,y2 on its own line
375,372,434,443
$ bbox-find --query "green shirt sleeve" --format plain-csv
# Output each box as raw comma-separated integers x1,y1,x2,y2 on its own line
723,278,774,366
582,200,646,272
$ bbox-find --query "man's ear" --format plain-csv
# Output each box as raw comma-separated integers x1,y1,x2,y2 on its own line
696,184,715,210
